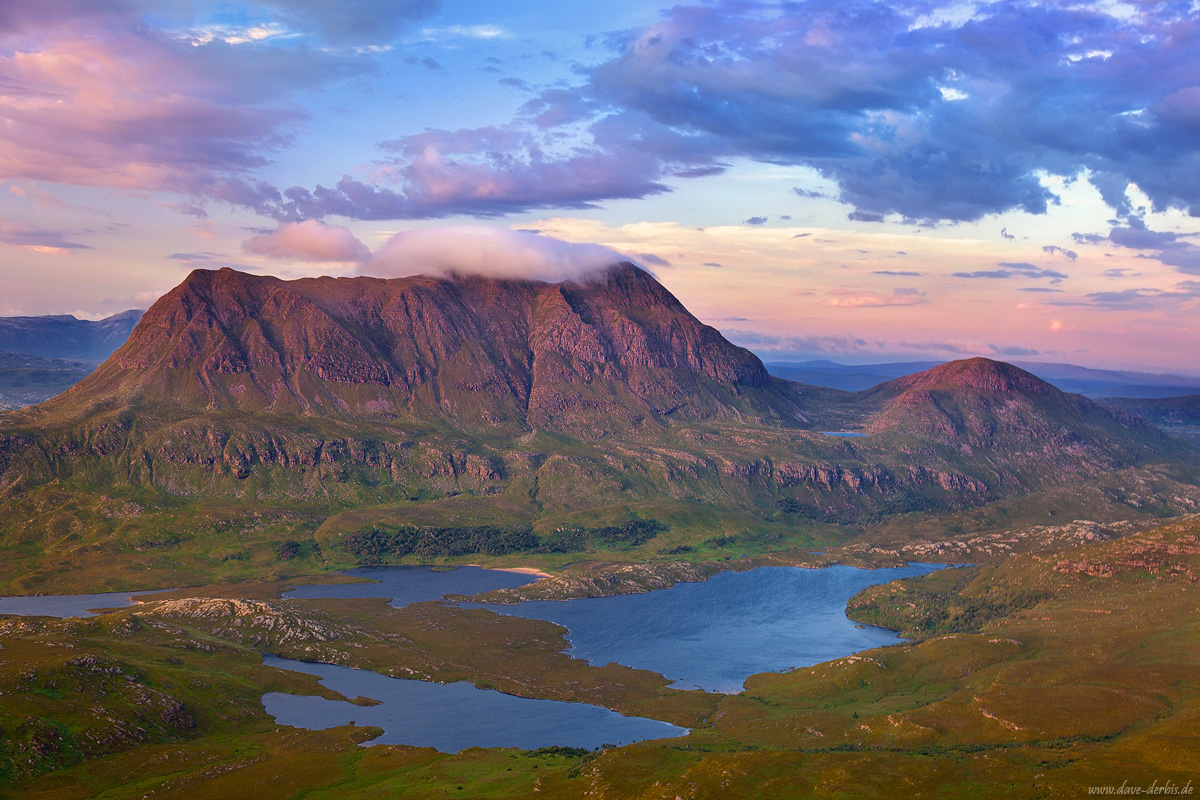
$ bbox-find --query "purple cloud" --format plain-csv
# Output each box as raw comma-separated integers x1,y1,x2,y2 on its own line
1042,245,1078,260
1085,217,1200,275
284,0,1200,223
243,220,370,262
954,262,1068,282
0,220,91,251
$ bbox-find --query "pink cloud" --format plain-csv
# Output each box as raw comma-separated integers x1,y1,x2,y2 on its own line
0,32,303,195
243,220,370,263
824,288,928,308
364,226,625,281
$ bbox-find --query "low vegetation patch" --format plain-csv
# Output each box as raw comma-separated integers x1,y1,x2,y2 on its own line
339,519,668,563
846,566,1052,638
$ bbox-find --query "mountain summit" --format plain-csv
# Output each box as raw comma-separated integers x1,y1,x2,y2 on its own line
58,264,807,436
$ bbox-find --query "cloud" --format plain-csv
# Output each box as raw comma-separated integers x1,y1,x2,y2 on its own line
1042,245,1078,261
824,287,927,308
873,270,920,276
0,0,438,212
421,24,508,41
0,15,370,202
11,0,1200,229
362,226,628,282
243,220,371,262
1046,281,1200,310
0,1,441,45
0,220,91,252
275,120,678,219
1085,217,1200,275
744,216,768,226
953,262,1068,282
256,0,442,46
280,0,1200,224
724,330,1038,360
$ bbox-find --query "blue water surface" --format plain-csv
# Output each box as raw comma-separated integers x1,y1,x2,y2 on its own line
289,562,944,693
466,563,942,692
262,654,686,752
0,590,165,618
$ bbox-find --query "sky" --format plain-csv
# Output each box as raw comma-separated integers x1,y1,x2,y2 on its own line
2,0,1200,373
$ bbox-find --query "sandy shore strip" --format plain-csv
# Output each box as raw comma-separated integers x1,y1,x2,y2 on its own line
479,566,553,579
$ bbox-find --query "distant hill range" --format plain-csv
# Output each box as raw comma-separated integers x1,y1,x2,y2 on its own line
0,309,143,364
0,309,143,409
766,359,1200,399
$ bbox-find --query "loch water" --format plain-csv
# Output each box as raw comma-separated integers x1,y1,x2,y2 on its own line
1,561,945,749
465,563,943,693
291,562,944,693
261,654,687,752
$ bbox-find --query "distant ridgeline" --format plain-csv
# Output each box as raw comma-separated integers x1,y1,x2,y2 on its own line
0,310,143,410
0,310,142,364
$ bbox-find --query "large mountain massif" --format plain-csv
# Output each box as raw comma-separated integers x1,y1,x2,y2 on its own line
0,265,1195,590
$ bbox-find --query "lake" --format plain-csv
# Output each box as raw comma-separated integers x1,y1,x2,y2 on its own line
1,561,945,749
292,562,944,694
0,590,156,618
261,654,687,752
465,563,942,693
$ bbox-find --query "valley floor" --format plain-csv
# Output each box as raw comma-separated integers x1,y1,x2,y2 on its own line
2,517,1199,799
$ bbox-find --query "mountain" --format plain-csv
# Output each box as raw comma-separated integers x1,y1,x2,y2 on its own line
42,265,817,436
854,358,1177,491
765,358,1200,399
0,309,143,364
0,266,1195,590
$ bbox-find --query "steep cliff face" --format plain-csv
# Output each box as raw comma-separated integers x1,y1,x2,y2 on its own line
56,264,786,436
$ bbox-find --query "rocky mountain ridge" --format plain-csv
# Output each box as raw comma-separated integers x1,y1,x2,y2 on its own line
0,264,1194,589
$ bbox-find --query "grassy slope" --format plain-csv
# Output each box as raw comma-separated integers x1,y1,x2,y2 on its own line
3,516,1198,798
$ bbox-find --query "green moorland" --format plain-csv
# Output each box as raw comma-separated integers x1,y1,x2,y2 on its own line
1,515,1197,798
2,445,1199,595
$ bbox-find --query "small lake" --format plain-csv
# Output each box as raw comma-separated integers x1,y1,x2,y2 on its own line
0,590,156,618
820,431,868,437
261,654,687,752
293,562,943,694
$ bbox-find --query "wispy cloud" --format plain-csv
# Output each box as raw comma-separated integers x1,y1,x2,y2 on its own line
824,287,927,308
421,24,509,40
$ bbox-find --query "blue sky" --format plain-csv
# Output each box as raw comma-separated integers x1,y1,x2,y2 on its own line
2,0,1200,372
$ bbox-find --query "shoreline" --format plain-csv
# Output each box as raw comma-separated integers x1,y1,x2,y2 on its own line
481,566,553,579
